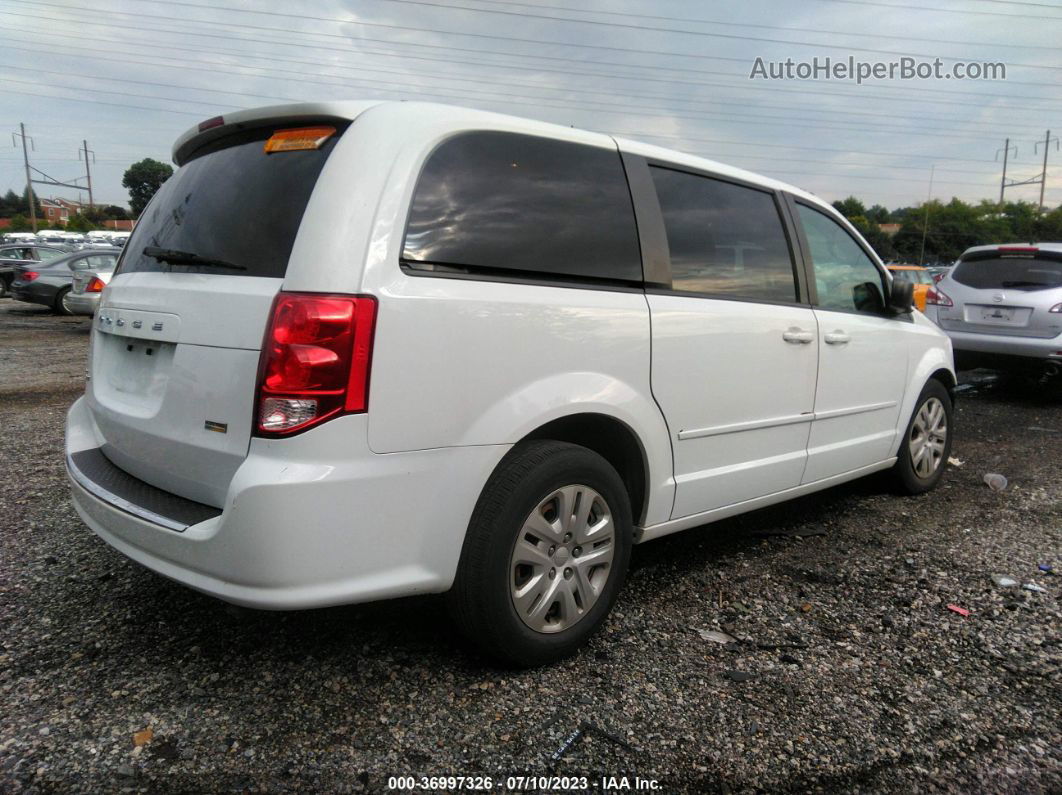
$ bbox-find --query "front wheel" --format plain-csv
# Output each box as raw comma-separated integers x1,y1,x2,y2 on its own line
893,379,953,494
447,440,632,667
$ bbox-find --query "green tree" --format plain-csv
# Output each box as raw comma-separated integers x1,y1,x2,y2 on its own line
0,189,21,217
7,213,29,232
21,187,41,217
122,158,173,217
1035,205,1062,241
66,213,95,233
865,204,890,224
832,196,866,219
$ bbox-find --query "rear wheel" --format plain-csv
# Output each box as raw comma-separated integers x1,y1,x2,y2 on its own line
447,440,632,667
54,287,73,316
0,279,7,299
893,379,953,494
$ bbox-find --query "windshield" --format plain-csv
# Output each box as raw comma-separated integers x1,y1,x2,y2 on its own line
952,256,1062,291
117,122,346,278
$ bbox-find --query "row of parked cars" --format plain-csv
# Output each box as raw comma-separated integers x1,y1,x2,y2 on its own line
0,239,119,313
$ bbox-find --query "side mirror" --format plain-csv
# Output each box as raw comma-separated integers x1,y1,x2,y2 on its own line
887,278,915,315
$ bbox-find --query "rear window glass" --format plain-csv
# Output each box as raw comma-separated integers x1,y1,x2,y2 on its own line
650,166,797,302
118,123,345,278
952,256,1062,291
402,131,642,284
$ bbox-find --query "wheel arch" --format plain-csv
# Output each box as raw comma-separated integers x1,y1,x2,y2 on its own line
520,412,651,526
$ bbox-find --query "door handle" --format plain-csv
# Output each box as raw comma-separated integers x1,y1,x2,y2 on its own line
824,330,851,345
782,327,815,344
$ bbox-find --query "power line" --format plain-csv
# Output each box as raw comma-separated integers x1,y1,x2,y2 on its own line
0,68,1040,146
2,8,1057,98
2,52,1053,140
14,0,1062,73
459,0,1061,51
378,0,1062,65
813,0,1062,20
4,27,1058,121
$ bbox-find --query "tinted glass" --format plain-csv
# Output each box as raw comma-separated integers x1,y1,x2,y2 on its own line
403,131,641,283
951,256,1062,291
37,248,66,261
118,124,345,278
797,204,885,314
0,248,24,259
650,167,797,302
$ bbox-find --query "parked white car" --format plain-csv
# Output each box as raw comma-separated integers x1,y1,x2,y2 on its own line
66,102,954,665
924,243,1062,379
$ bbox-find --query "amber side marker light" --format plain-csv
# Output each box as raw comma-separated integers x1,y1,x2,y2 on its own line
264,126,336,153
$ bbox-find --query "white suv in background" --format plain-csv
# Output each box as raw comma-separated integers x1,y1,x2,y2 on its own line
924,243,1062,380
66,102,954,665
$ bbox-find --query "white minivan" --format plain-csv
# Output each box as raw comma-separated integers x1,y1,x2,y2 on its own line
66,102,954,665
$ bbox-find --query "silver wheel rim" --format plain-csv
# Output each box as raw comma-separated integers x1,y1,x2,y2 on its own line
909,396,947,479
61,291,72,314
509,484,615,634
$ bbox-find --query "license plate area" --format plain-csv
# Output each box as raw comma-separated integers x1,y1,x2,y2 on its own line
981,306,1014,322
965,304,1031,327
96,333,176,416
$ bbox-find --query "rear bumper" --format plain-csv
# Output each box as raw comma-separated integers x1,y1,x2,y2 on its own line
66,396,509,609
11,285,52,306
926,320,1062,361
65,292,100,315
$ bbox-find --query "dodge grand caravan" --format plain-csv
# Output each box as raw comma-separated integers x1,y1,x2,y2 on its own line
66,102,954,665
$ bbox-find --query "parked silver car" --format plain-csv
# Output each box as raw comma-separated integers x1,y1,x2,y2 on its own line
66,267,115,315
924,243,1062,377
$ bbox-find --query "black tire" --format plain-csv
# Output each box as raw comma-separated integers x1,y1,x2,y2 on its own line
447,440,633,667
0,278,7,299
53,287,72,316
893,379,953,495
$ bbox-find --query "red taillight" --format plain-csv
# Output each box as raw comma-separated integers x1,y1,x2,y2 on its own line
998,246,1038,253
85,277,105,293
198,115,224,131
22,271,39,282
254,292,377,437
926,287,953,307
932,272,945,283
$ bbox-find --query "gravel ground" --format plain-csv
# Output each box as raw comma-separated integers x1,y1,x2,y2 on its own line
0,299,1059,794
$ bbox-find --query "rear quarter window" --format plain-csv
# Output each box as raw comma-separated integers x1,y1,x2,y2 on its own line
402,131,642,284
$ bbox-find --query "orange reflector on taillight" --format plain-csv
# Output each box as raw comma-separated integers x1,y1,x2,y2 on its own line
263,126,336,153
86,277,105,293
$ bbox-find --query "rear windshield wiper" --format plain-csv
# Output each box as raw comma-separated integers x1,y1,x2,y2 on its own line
142,246,247,271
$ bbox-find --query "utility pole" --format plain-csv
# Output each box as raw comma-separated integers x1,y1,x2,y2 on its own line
13,123,37,232
79,139,95,209
1035,129,1059,213
996,137,1042,208
996,138,1015,207
919,164,935,266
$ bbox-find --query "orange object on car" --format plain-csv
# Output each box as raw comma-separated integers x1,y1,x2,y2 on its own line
886,265,935,311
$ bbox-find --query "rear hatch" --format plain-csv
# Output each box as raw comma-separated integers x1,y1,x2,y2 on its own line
935,248,1062,338
86,119,348,507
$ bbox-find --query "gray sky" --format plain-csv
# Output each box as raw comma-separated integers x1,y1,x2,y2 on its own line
1,0,1060,211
